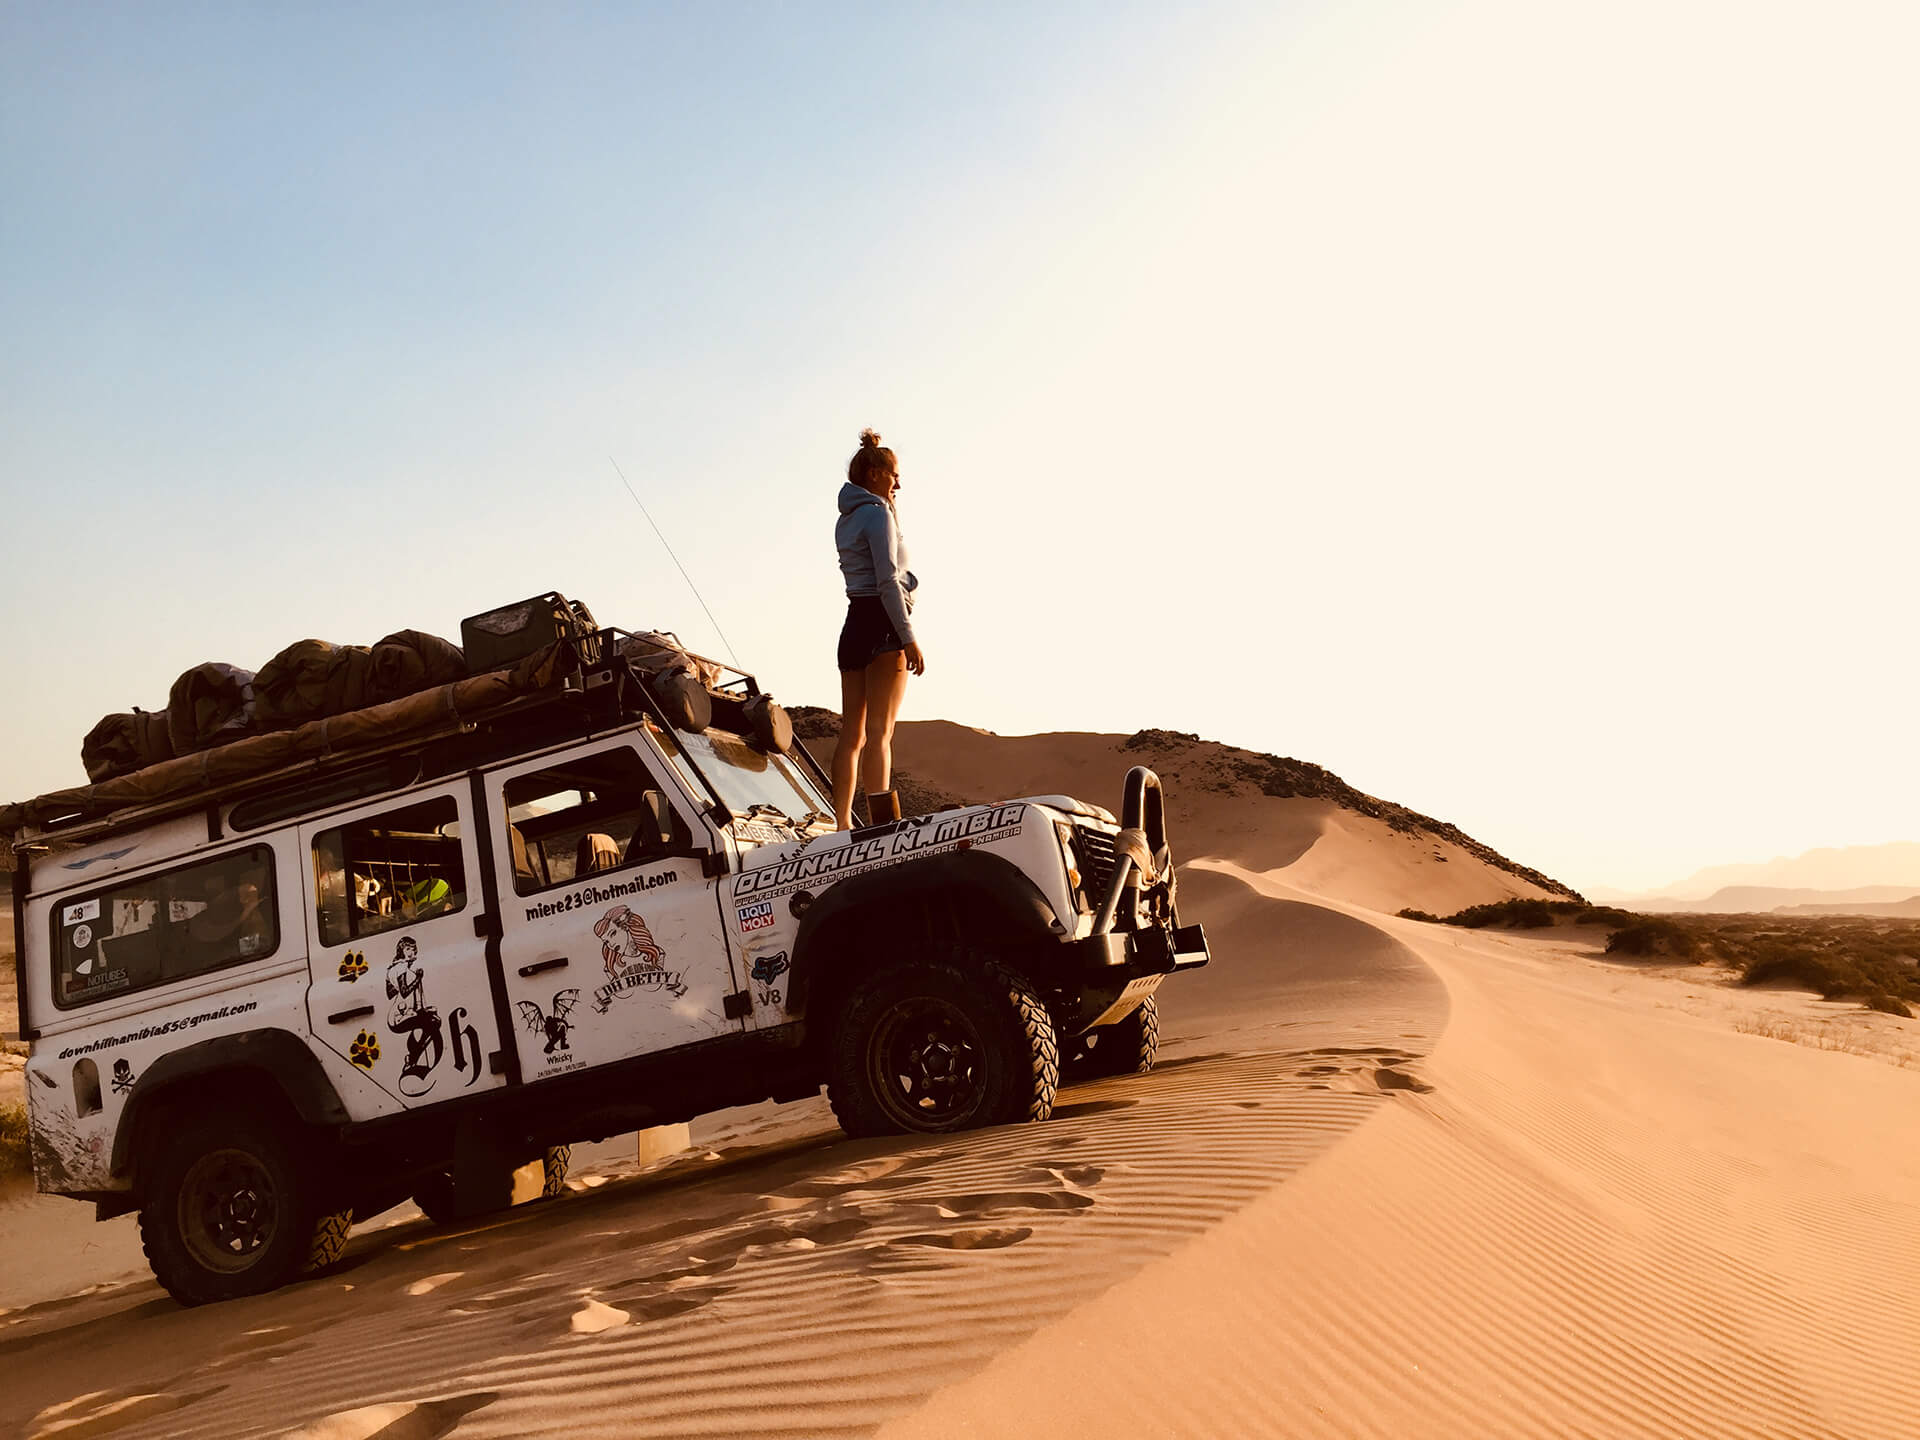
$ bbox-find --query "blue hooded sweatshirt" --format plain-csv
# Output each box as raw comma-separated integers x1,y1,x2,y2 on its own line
836,481,918,645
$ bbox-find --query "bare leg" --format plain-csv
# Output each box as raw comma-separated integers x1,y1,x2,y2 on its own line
860,650,909,797
833,667,869,830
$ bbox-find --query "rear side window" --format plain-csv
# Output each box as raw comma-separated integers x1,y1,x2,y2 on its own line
52,846,279,1009
312,796,468,947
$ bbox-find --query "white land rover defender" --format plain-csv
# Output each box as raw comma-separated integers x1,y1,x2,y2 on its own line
4,596,1208,1305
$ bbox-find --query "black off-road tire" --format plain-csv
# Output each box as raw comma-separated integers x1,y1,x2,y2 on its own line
540,1145,571,1200
139,1107,328,1306
828,954,1058,1138
301,1208,355,1274
1065,995,1160,1084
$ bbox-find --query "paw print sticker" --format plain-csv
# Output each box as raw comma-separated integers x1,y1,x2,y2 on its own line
349,1030,380,1069
338,951,367,982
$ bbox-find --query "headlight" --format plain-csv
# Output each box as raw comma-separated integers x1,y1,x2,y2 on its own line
1054,820,1084,902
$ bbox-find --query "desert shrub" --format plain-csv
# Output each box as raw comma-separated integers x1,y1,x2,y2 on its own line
786,705,842,742
1574,906,1635,927
1398,909,1441,923
1738,943,1920,1010
1742,951,1852,996
1496,900,1557,929
1445,901,1516,929
1436,898,1587,929
0,1101,28,1181
1606,920,1699,959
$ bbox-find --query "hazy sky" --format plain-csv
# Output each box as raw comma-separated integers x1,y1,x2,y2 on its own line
3,1,1915,895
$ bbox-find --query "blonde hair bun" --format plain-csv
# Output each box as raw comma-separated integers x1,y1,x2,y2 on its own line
858,428,883,449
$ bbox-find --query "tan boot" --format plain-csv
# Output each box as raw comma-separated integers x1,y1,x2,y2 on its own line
865,790,902,824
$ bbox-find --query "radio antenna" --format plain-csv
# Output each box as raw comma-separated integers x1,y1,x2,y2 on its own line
609,456,741,668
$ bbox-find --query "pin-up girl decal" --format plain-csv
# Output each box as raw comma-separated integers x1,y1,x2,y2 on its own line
385,935,445,1096
593,905,665,978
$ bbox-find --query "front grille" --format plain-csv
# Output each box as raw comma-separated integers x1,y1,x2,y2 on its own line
1073,825,1117,902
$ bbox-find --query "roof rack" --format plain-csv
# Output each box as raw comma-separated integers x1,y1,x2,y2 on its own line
7,631,831,854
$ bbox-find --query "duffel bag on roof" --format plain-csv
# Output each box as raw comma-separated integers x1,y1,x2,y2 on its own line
166,662,255,755
81,709,174,784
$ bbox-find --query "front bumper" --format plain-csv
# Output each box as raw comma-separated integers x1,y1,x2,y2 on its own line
1051,921,1209,1036
1068,921,1210,976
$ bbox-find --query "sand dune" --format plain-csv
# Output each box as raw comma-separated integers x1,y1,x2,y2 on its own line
852,720,1573,914
884,863,1920,1439
6,725,1919,1437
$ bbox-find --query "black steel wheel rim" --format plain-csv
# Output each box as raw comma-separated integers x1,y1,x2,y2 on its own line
867,995,988,1130
177,1148,281,1274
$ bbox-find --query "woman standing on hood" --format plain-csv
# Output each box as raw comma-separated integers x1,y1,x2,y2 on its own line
832,428,925,829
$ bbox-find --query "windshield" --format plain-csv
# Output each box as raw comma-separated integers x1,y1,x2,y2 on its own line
644,716,828,825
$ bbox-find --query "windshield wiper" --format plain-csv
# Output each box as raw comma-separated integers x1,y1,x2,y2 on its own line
797,809,832,829
740,802,796,824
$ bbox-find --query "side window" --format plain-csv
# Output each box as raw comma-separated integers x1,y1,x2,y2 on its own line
503,747,691,896
52,845,279,1009
312,796,467,948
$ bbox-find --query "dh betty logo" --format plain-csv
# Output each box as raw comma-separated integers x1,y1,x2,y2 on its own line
594,905,664,978
592,965,687,1014
591,904,686,1013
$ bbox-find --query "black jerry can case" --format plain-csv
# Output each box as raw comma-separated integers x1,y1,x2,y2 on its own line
461,593,603,674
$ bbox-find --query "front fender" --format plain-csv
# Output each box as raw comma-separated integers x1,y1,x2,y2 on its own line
788,848,1063,1019
111,1028,351,1179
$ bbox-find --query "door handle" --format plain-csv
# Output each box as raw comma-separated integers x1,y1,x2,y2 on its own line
519,957,569,978
328,1004,375,1025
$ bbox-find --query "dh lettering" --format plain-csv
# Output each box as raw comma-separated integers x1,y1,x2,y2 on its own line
449,1006,482,1088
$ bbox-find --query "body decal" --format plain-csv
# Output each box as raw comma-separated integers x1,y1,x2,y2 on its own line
733,805,1027,904
518,989,582,1059
749,951,789,1009
524,869,680,924
383,936,480,1096
590,905,686,1013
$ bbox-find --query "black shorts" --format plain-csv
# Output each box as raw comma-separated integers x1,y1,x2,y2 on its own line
837,596,905,672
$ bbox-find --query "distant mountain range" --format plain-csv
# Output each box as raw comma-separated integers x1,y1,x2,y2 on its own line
1776,896,1920,918
1628,885,1920,916
1592,842,1920,915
